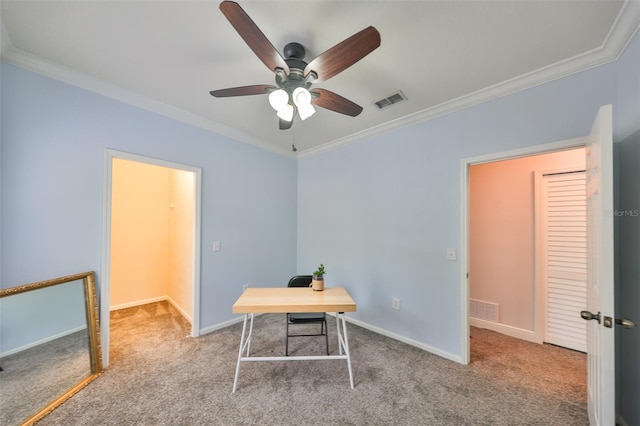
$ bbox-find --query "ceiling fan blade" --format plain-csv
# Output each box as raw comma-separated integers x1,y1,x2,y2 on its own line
311,88,363,117
219,1,289,74
304,26,380,83
210,84,275,97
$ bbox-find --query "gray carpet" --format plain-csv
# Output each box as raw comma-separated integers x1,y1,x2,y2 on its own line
0,330,91,426
36,301,587,425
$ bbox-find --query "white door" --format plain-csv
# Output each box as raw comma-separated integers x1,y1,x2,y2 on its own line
542,171,587,352
584,104,615,425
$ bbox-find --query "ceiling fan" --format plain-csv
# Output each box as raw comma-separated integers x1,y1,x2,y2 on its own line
209,1,381,130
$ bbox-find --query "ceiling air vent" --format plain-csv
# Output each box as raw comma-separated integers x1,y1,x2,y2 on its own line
374,91,407,110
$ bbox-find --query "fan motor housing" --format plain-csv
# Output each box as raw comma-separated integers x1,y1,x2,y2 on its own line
283,42,305,60
276,42,313,91
283,42,307,78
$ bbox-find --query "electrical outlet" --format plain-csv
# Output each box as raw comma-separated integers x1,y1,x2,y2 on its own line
243,284,248,291
213,241,221,252
392,297,400,310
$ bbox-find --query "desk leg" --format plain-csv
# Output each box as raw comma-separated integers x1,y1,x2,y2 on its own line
337,312,355,389
246,313,254,356
336,313,343,355
232,313,254,393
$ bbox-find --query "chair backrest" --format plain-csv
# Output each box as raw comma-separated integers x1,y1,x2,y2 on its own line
288,275,313,288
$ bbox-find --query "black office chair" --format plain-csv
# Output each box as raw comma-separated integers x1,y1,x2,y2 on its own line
286,275,329,356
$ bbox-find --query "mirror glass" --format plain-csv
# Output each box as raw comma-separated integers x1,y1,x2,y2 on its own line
0,271,102,425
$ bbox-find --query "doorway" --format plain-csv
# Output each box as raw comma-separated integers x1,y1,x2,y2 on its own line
464,146,589,414
459,137,588,363
466,148,585,349
101,150,202,367
460,106,615,423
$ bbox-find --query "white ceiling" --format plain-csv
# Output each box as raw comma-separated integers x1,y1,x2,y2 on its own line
1,1,639,156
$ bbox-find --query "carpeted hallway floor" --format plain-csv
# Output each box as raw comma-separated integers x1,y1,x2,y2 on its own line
36,301,587,425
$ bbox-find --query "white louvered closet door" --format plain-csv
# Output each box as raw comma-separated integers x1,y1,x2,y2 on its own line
542,171,587,352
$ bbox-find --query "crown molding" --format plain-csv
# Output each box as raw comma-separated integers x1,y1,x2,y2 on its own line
299,0,640,158
0,46,295,159
2,1,638,161
604,0,640,60
0,14,13,54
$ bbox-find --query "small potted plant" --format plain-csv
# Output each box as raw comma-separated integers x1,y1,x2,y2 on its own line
311,264,325,291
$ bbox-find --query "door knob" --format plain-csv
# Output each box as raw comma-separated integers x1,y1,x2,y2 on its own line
580,310,601,324
616,318,637,329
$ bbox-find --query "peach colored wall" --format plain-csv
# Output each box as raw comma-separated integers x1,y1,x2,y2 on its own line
168,169,194,319
469,148,585,331
111,159,171,307
110,160,193,319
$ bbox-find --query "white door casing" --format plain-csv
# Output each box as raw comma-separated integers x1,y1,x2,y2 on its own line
584,104,615,426
460,136,588,364
101,149,203,367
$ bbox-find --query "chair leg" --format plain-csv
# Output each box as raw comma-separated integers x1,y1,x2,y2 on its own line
324,319,329,355
285,316,289,356
287,316,329,356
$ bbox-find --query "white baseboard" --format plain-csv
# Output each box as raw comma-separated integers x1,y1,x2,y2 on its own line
344,316,463,364
198,313,462,364
110,296,192,324
165,297,192,323
1,325,87,358
199,315,253,335
110,296,167,311
470,317,538,343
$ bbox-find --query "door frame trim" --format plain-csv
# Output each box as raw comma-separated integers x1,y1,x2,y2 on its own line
459,136,587,364
101,149,202,367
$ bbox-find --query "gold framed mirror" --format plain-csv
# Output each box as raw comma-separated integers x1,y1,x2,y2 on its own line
0,271,103,426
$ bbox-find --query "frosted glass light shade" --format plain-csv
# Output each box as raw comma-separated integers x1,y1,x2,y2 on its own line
268,89,289,110
292,87,311,106
292,87,315,120
276,103,294,122
297,103,315,120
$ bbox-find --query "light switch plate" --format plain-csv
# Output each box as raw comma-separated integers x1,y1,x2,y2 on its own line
392,297,400,310
447,248,456,261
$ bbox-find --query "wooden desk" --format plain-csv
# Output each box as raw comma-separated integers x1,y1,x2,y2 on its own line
231,287,356,392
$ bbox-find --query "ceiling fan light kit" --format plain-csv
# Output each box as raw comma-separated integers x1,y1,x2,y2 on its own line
210,1,381,130
268,89,288,110
268,87,315,122
276,102,294,122
268,89,294,121
292,88,315,121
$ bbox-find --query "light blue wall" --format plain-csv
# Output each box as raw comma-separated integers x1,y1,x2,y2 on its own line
0,279,85,354
615,30,640,142
298,32,639,360
1,29,638,414
0,63,298,330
